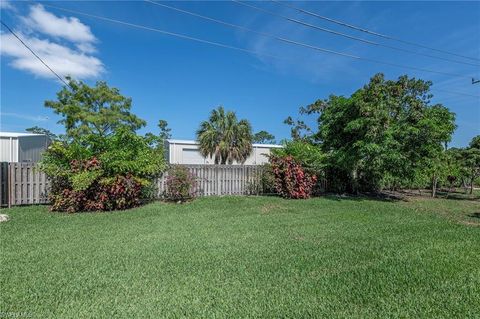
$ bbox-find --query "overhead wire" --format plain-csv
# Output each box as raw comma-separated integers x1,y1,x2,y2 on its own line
0,20,69,86
271,0,480,63
31,2,480,98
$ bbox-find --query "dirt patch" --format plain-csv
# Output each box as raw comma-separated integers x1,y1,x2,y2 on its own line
260,204,288,214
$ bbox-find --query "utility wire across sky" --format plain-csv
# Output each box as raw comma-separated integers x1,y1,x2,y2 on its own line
231,0,480,68
271,0,480,63
6,2,479,99
0,20,69,86
41,1,472,81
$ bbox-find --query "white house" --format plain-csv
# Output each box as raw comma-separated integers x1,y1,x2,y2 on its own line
164,139,283,165
0,132,51,162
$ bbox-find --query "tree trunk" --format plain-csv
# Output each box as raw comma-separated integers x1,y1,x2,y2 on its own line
431,174,437,198
470,178,474,195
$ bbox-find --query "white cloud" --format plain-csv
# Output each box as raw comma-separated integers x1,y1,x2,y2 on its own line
0,4,103,80
0,112,48,122
1,32,104,79
23,5,96,52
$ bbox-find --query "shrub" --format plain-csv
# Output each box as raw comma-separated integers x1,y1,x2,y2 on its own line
48,156,145,213
269,155,317,199
165,166,197,202
42,128,165,213
271,140,325,175
247,164,276,195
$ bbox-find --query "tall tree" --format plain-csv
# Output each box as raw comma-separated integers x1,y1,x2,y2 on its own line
196,106,253,164
26,126,57,141
253,130,276,144
316,73,456,193
158,119,172,141
145,119,172,149
45,77,145,139
283,116,312,141
463,135,480,194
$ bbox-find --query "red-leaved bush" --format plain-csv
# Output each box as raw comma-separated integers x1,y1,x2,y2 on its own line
165,166,197,202
269,155,317,199
49,158,143,213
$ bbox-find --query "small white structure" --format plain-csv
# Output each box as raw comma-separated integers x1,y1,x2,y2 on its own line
164,139,282,165
0,132,50,162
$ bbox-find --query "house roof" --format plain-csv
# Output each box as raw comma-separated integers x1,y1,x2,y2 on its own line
0,132,46,137
166,139,283,148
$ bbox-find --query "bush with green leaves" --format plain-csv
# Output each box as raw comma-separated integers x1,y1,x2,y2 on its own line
272,140,326,193
41,128,166,212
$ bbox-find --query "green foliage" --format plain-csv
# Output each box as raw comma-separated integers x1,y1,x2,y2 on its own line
145,119,172,149
253,130,276,144
40,79,166,212
25,126,58,141
272,140,325,175
45,77,145,139
98,128,166,178
246,164,276,195
315,73,456,193
196,106,253,164
460,135,480,193
71,169,103,191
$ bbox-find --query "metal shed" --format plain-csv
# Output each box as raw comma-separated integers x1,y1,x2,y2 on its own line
164,139,283,165
0,132,51,162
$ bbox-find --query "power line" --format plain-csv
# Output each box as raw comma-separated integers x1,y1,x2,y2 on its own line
40,3,284,60
38,3,480,96
271,0,480,63
232,0,480,68
0,20,69,86
6,3,477,99
144,0,471,79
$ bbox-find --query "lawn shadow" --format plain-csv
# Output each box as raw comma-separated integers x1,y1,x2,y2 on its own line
468,212,480,219
321,192,403,203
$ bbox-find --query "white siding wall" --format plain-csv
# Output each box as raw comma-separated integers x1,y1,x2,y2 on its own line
166,140,281,165
0,137,18,162
18,136,50,162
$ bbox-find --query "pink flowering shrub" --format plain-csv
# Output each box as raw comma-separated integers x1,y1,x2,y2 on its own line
165,166,197,202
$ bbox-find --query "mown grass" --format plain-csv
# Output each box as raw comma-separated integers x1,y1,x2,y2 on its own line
1,196,479,318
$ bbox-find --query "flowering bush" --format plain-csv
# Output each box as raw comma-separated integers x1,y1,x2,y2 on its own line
269,155,317,199
165,166,197,202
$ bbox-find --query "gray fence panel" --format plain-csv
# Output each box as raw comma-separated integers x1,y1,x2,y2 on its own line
1,163,265,207
156,164,262,197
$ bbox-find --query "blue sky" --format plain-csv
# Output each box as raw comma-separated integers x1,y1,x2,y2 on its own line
1,0,479,147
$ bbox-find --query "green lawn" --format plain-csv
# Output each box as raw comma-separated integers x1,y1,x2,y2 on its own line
1,196,479,318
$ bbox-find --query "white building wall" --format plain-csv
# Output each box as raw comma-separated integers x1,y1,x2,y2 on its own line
0,133,50,162
18,135,50,162
0,137,19,162
165,140,282,165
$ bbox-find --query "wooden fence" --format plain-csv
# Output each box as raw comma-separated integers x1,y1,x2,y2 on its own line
0,162,50,207
0,163,265,207
156,165,263,197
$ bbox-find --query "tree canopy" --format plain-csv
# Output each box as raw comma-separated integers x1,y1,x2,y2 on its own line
253,131,276,144
45,77,145,139
196,106,253,164
311,73,456,192
26,126,57,141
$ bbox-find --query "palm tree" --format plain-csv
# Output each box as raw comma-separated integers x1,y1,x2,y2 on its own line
196,106,253,164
